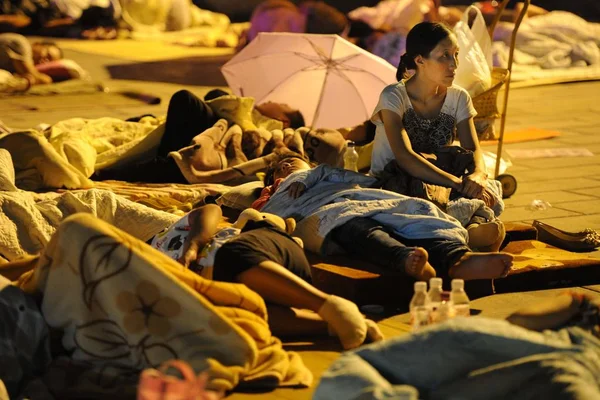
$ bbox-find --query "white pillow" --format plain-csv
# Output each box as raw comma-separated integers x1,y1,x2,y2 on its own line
216,180,264,210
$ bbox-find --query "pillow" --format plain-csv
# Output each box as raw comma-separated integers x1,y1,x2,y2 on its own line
216,180,264,210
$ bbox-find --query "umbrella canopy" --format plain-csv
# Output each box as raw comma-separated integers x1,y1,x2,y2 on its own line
221,32,397,129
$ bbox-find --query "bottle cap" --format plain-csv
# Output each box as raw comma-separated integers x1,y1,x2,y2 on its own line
451,279,464,290
429,277,442,287
414,281,427,292
346,140,356,147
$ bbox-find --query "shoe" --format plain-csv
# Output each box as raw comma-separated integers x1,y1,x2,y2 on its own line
533,220,600,252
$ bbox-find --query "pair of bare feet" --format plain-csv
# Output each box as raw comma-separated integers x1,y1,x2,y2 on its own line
403,247,514,281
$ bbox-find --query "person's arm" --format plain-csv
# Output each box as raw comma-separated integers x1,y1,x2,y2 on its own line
456,117,487,200
0,15,31,28
171,147,280,184
380,109,462,191
4,46,52,85
178,204,223,268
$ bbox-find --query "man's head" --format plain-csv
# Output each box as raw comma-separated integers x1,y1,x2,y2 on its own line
31,41,63,65
299,1,349,37
265,152,312,186
255,101,306,129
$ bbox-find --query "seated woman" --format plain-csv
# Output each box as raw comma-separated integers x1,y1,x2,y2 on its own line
254,154,513,281
0,33,62,86
369,22,506,252
149,203,384,350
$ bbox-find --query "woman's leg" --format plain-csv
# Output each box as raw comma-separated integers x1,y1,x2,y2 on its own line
157,90,218,157
329,217,435,280
398,236,514,280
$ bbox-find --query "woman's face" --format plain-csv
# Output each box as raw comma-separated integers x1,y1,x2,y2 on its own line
420,35,459,87
272,157,311,181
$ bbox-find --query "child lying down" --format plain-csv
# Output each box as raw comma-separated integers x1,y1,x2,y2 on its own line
150,204,383,350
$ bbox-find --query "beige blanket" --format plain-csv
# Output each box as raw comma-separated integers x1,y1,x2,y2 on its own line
0,116,165,191
17,213,312,393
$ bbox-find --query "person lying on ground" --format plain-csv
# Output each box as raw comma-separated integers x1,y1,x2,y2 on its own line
238,0,349,49
314,290,600,400
147,203,383,350
94,89,376,184
254,153,514,282
0,33,62,85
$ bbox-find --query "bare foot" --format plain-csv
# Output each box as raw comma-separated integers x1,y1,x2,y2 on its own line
449,252,514,280
404,247,436,281
467,221,503,250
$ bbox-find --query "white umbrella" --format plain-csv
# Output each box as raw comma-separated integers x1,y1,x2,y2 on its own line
221,32,398,129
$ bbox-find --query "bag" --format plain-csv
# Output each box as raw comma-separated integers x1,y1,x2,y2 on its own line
453,5,492,97
137,359,222,400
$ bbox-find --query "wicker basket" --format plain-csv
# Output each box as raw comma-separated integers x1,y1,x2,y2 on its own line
472,67,510,140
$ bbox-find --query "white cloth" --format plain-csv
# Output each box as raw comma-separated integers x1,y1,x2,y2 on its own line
51,0,121,19
261,164,468,254
369,81,476,176
0,149,178,261
493,11,600,71
348,0,432,33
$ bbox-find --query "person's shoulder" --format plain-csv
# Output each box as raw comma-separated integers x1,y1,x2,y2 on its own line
380,81,407,100
449,84,472,99
382,81,405,93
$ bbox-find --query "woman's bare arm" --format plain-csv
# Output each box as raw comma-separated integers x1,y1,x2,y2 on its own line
456,117,487,199
380,109,462,190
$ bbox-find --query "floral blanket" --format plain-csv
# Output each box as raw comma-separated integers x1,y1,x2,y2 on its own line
15,213,312,396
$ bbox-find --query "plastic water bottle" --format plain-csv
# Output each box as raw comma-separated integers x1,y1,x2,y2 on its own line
450,279,471,317
427,277,443,323
343,141,359,172
409,281,430,331
433,291,456,323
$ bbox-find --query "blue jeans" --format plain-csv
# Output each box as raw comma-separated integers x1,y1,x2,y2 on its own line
328,217,469,277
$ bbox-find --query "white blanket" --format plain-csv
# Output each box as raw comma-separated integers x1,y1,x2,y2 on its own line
494,11,600,74
0,149,178,261
261,165,468,254
0,116,165,190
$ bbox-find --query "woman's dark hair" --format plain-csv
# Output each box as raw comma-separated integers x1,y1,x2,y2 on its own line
286,110,305,129
264,152,312,186
396,22,453,81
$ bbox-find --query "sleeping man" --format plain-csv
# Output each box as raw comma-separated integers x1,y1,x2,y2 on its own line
254,154,514,281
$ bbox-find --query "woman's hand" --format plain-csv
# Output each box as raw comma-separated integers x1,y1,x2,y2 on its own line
461,171,487,199
287,181,306,198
